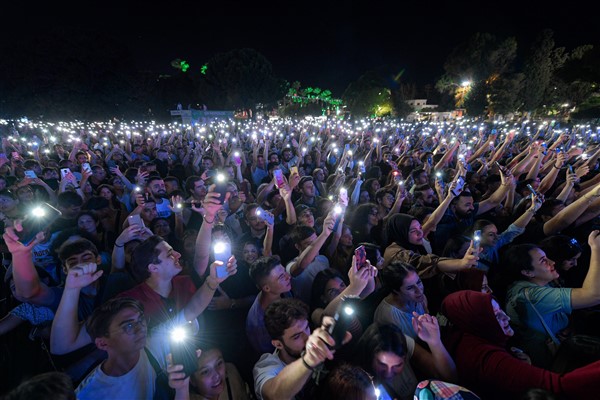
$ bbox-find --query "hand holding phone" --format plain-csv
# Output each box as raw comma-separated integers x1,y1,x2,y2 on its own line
355,245,367,270
128,214,145,228
17,203,62,245
212,172,229,205
326,296,360,350
473,230,482,253
451,176,466,197
273,169,285,188
213,241,232,278
170,322,198,377
255,207,274,225
24,170,38,179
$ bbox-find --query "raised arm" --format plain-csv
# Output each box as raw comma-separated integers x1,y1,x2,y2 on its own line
570,231,600,309
422,182,457,237
50,264,102,355
193,189,225,277
410,313,457,383
3,228,53,305
477,169,512,215
543,184,600,235
288,213,334,277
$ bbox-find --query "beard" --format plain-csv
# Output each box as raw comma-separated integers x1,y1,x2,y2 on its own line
282,341,303,359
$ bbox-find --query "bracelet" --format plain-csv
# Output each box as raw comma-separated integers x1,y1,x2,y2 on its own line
114,242,124,248
203,214,215,224
553,164,561,169
205,278,218,291
300,350,315,371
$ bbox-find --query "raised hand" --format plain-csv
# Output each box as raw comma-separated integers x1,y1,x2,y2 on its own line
411,312,442,345
65,263,103,290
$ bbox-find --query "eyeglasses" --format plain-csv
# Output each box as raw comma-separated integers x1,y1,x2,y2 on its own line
112,314,147,336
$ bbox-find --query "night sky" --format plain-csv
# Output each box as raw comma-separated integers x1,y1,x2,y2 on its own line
2,1,599,96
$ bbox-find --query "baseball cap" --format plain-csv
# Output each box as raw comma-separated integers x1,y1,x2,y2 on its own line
298,176,313,188
295,204,315,216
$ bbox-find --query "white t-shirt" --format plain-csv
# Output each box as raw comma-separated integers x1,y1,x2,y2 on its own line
76,310,198,400
76,349,156,400
155,198,172,218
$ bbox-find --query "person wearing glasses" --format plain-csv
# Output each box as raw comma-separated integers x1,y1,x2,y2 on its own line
50,262,196,400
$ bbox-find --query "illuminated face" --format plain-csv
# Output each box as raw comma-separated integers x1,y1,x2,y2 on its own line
152,241,182,279
243,243,259,264
372,351,405,382
297,209,315,227
359,190,370,204
100,308,147,355
78,214,97,234
452,196,475,219
525,248,558,284
398,271,425,304
202,158,214,171
191,349,226,398
481,224,498,247
492,299,514,337
407,220,423,246
148,180,167,198
370,180,381,193
275,319,310,358
264,264,291,294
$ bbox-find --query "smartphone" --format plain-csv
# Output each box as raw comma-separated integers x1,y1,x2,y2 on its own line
18,203,62,245
273,169,285,188
213,241,231,278
60,168,72,179
213,172,229,205
473,230,482,251
526,183,540,198
494,161,506,175
327,296,360,350
332,204,344,232
170,322,198,377
452,176,466,197
24,170,38,179
355,245,367,270
128,214,145,228
82,162,92,173
232,152,242,165
567,164,574,174
392,170,402,182
339,188,348,205
255,207,274,225
290,166,299,176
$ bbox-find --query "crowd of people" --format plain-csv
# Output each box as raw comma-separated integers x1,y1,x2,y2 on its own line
1,116,600,399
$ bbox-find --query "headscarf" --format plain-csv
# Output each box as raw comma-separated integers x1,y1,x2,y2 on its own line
441,290,509,354
384,213,426,254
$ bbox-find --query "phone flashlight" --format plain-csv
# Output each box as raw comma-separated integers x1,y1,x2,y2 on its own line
327,296,359,350
170,323,197,377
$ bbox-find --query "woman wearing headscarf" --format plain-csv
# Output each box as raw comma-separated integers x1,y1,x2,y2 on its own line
382,213,478,280
441,290,600,400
